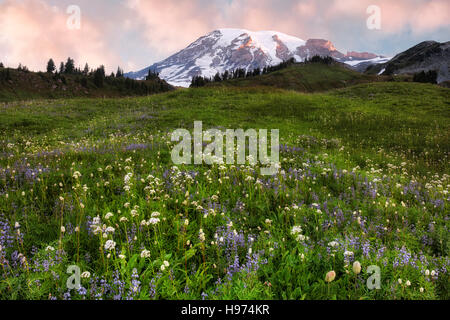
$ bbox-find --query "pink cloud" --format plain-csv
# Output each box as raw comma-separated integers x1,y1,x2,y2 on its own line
326,0,450,34
0,0,121,72
128,0,449,58
125,0,224,56
0,0,448,71
410,0,450,33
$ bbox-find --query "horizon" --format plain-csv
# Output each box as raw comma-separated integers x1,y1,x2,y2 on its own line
0,0,449,73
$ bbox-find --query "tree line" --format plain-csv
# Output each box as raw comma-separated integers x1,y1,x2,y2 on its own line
45,58,127,87
0,62,12,82
0,58,172,95
190,55,335,87
412,70,437,84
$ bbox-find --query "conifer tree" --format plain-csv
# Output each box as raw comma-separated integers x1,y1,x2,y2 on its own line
93,65,106,87
83,63,89,75
64,57,75,74
116,67,124,78
46,59,56,73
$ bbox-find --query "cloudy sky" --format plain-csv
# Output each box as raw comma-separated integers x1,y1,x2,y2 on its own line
0,0,448,73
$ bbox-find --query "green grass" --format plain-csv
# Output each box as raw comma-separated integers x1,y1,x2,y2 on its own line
0,67,172,102
0,81,448,300
207,63,386,92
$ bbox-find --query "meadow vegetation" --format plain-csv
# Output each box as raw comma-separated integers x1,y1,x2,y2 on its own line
0,80,448,300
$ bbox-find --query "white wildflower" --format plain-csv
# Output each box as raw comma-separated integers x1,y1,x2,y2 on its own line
140,249,151,258
105,212,114,220
104,240,116,251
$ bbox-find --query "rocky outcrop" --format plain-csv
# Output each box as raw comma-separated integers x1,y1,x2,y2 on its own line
366,41,450,83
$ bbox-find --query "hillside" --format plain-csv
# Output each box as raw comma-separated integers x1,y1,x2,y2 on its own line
366,41,450,83
0,67,173,102
1,82,449,300
204,62,387,92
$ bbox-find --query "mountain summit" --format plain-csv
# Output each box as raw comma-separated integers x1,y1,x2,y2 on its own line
125,29,385,87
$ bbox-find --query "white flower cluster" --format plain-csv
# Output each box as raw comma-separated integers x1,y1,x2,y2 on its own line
104,240,116,251
291,225,309,242
124,172,133,192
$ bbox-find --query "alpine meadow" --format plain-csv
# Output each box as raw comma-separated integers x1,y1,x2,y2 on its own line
1,74,449,300
0,0,449,304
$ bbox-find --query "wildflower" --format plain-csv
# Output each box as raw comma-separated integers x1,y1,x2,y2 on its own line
124,172,133,184
141,249,151,258
81,271,91,279
420,287,424,293
406,280,411,287
325,271,336,283
61,226,66,233
105,212,114,220
184,219,189,226
105,226,115,234
352,261,361,275
119,254,126,260
291,226,302,235
92,226,102,235
398,278,402,285
119,217,129,223
73,171,81,179
199,229,206,242
104,240,116,251
92,216,101,225
148,218,160,225
45,246,55,252
328,241,339,248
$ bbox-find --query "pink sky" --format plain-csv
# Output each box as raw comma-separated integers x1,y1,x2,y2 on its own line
0,0,448,73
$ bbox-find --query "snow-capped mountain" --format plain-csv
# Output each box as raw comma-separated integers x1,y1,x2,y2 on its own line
125,29,386,87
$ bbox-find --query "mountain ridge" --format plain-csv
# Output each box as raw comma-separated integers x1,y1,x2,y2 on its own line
365,40,450,83
125,29,386,87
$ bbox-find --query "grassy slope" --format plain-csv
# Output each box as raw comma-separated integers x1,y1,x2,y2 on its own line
0,81,449,300
2,82,448,173
207,63,388,92
0,67,172,102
